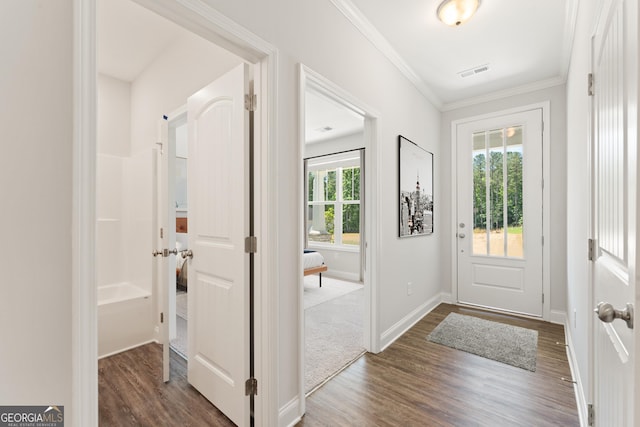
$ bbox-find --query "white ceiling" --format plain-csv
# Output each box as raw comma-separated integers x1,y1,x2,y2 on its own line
99,0,578,112
344,0,578,109
305,89,364,143
97,0,190,82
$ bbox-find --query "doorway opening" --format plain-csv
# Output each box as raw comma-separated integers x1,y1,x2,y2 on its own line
304,149,366,393
93,0,272,425
298,65,380,400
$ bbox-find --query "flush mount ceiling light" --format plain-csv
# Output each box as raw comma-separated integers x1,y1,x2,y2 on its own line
437,0,480,26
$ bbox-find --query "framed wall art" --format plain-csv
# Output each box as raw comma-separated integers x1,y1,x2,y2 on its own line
399,135,434,237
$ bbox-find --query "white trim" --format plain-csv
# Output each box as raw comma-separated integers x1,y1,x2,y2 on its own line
298,64,381,419
279,396,302,427
328,0,442,109
323,271,361,282
379,292,442,352
549,309,568,325
74,1,279,425
72,1,98,426
450,102,552,321
565,316,589,427
442,77,565,112
98,339,157,360
561,0,581,81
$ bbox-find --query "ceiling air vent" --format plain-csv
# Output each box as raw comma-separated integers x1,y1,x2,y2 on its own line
458,64,490,78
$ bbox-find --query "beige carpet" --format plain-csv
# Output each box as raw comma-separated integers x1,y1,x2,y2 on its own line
305,282,364,393
304,275,363,309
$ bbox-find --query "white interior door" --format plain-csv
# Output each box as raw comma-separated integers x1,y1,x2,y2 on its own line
591,0,637,424
456,110,543,316
187,63,250,427
155,118,177,383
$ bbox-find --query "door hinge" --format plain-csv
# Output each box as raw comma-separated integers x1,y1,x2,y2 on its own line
245,378,258,396
160,312,164,323
160,227,164,239
588,238,595,261
245,94,257,112
542,293,544,304
588,403,594,426
588,73,594,96
245,236,258,253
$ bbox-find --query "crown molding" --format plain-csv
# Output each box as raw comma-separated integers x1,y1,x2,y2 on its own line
441,76,566,112
560,0,580,80
329,0,443,110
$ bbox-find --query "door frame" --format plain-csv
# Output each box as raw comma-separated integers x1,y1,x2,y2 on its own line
297,64,381,410
450,102,552,321
71,0,279,425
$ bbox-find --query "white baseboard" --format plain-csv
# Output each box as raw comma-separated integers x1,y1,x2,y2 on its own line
324,271,360,282
379,292,442,351
279,396,302,427
98,339,156,360
564,319,589,427
549,309,567,325
440,292,454,304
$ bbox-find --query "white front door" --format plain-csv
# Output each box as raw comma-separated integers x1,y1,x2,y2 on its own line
591,0,637,424
186,63,251,427
456,110,543,316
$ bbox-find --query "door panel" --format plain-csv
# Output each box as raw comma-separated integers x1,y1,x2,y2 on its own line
457,110,543,316
592,0,636,424
156,118,176,383
187,63,250,427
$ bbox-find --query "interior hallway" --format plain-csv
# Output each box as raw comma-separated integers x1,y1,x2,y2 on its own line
98,303,579,426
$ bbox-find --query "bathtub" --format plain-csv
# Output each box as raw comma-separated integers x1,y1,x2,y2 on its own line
98,283,154,358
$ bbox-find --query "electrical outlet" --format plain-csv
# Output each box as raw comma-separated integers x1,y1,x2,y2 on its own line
407,282,413,296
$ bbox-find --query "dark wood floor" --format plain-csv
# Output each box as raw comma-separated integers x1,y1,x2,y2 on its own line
298,303,580,427
99,303,580,426
99,344,234,426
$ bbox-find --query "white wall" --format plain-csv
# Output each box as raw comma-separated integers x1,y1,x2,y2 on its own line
304,131,364,158
565,0,598,413
0,0,73,409
97,75,130,288
441,85,568,316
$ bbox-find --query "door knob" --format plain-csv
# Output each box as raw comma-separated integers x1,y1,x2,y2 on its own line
181,249,194,259
594,302,634,329
152,248,178,257
458,233,466,238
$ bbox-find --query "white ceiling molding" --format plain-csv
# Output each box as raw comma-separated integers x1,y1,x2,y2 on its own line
559,0,580,80
329,0,443,110
441,76,566,112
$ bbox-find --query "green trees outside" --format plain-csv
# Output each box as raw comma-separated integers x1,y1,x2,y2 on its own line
473,151,523,230
342,167,360,233
307,167,360,237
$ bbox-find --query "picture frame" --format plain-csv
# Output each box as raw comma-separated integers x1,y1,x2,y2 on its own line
399,135,434,237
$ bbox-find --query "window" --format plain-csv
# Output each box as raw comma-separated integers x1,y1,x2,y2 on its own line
306,151,361,248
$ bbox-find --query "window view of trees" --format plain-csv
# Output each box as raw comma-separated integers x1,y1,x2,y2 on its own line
473,151,523,230
472,127,524,258
307,154,361,246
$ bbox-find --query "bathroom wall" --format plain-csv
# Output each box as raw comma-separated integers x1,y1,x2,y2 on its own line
96,74,130,288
